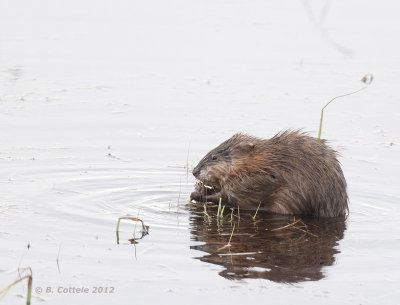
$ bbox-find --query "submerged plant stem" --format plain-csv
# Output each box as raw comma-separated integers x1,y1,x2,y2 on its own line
271,218,302,231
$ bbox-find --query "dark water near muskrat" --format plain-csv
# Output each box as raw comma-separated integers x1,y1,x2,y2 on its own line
1,0,400,304
190,207,346,283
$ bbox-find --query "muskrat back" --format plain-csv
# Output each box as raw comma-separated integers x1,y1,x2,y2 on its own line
190,130,348,217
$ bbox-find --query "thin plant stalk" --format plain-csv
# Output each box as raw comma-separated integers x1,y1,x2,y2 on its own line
177,177,182,212
220,205,225,217
56,244,61,273
133,211,140,240
229,208,234,222
318,87,366,138
186,142,191,179
227,223,236,245
217,198,222,217
26,276,32,305
216,198,226,219
216,198,226,226
203,203,211,221
116,216,148,244
271,218,302,231
217,223,236,251
0,268,32,305
293,226,318,238
253,202,262,221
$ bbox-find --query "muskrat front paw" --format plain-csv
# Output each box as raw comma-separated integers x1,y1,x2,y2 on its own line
190,191,204,202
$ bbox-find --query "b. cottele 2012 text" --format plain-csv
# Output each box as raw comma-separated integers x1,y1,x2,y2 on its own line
44,286,115,294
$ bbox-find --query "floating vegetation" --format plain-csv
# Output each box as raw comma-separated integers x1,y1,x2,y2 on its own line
0,267,32,305
271,218,302,231
271,217,318,238
116,216,149,244
191,200,240,226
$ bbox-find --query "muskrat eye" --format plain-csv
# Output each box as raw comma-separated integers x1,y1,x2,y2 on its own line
211,155,218,161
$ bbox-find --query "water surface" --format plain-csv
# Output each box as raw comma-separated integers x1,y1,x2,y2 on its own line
1,0,400,304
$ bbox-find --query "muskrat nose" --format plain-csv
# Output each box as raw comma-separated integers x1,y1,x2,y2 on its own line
192,167,200,177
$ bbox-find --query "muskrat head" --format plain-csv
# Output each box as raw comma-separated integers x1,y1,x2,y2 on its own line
192,134,255,192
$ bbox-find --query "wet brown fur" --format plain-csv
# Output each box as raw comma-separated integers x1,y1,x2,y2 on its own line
190,130,348,217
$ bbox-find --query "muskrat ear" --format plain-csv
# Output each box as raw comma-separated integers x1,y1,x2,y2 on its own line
238,142,254,153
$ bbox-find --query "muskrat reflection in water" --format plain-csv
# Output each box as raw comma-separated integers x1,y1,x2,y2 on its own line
191,131,348,217
189,207,346,282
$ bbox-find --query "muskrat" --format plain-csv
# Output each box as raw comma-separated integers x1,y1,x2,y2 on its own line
190,130,348,217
